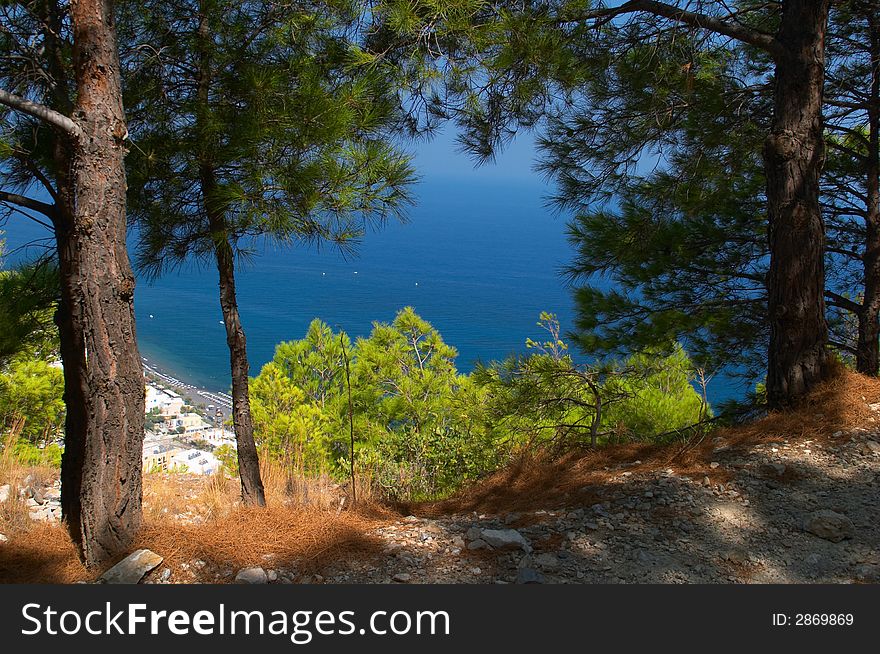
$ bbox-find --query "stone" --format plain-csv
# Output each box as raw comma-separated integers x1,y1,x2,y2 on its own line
466,538,488,551
0,484,9,503
392,572,411,583
480,528,531,552
722,549,749,564
760,463,786,477
709,462,720,469
267,569,279,582
803,510,855,543
99,549,164,584
516,568,544,584
865,441,880,455
234,566,269,584
534,552,560,571
0,534,7,544
465,526,483,541
160,568,171,582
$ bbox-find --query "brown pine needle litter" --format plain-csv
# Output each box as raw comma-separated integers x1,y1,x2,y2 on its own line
2,366,879,583
135,505,386,575
411,365,880,517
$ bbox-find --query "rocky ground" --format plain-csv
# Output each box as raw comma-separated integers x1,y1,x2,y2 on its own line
3,416,879,585
305,429,878,585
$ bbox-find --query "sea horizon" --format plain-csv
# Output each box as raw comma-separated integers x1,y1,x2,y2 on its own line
3,172,749,405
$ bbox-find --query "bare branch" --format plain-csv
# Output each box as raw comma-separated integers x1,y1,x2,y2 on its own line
0,88,82,139
0,190,57,219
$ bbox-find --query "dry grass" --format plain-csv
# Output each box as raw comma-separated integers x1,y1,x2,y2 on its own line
0,523,89,583
411,366,880,517
137,505,385,579
1,462,393,584
0,428,59,536
3,365,878,584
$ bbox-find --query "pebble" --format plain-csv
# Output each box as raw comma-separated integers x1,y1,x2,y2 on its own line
234,567,268,584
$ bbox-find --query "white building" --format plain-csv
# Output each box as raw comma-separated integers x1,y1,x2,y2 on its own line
145,384,185,417
199,427,237,449
170,448,220,475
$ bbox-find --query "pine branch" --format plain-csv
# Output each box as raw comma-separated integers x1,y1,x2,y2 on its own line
0,190,57,219
0,88,82,139
565,0,785,60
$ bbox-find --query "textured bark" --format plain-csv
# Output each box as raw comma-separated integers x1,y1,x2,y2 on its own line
195,2,265,506
57,0,145,567
213,235,266,507
764,0,832,408
857,9,880,376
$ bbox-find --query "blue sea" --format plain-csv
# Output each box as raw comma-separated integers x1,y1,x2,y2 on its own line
133,177,578,389
2,169,748,404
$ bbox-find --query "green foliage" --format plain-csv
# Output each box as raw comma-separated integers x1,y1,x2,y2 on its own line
250,309,709,500
602,345,710,442
145,407,164,430
214,444,239,476
0,357,65,445
251,309,499,499
123,0,417,277
478,314,707,448
12,440,63,467
249,361,333,474
0,242,59,367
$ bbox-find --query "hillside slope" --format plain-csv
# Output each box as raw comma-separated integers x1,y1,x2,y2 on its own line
1,369,878,584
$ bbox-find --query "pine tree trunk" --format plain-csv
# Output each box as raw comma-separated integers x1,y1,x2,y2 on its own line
213,235,266,506
194,1,264,506
857,10,880,376
764,0,832,408
58,0,144,567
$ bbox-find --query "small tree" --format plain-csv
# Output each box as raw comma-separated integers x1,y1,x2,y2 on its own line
124,0,415,505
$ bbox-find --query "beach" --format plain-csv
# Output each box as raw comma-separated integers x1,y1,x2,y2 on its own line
142,357,232,415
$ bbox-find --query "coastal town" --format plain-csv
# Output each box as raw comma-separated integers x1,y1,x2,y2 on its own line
141,362,237,477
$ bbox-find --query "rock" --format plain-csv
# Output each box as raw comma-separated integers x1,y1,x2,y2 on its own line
480,528,531,552
160,568,171,582
865,441,880,455
0,534,7,544
99,549,164,584
803,510,855,543
234,566,269,584
466,538,488,551
709,462,720,469
760,463,786,477
465,526,483,541
392,572,411,583
0,484,9,503
267,569,279,582
534,552,560,571
722,549,749,564
853,564,880,582
516,568,544,584
29,509,53,522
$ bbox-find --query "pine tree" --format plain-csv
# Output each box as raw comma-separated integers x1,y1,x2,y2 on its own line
372,0,834,408
121,0,415,504
1,0,145,566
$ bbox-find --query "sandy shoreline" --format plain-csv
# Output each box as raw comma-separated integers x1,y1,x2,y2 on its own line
142,358,233,412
